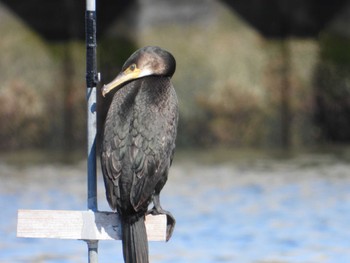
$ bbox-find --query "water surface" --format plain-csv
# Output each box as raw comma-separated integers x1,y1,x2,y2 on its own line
1,151,350,262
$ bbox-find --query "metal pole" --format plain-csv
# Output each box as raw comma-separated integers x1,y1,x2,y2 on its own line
86,0,98,213
86,0,98,262
87,240,99,263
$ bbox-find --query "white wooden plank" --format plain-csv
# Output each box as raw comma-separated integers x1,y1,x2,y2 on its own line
17,210,166,241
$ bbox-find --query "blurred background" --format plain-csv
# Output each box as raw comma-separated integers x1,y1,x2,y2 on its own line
1,0,350,262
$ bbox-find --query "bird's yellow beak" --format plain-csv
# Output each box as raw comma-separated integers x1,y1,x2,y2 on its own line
102,66,141,97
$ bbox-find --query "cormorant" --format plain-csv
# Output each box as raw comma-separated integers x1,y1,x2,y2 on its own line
101,46,178,263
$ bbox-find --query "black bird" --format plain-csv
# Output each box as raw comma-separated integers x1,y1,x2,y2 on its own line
101,46,178,263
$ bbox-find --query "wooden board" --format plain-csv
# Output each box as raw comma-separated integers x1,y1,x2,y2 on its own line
17,210,166,241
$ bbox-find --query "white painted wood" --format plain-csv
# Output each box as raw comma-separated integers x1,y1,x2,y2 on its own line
17,210,166,241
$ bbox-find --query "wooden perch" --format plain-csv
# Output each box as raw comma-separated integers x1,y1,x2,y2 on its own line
17,209,166,241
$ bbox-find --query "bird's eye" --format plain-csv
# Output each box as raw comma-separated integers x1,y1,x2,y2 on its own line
129,64,136,71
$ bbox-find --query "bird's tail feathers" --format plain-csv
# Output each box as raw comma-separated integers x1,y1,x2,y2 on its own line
122,215,149,263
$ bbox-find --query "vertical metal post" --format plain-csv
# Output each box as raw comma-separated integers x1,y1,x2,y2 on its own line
86,0,98,213
86,0,98,262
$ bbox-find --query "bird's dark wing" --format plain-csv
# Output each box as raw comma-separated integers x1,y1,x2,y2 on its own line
128,77,178,212
101,77,178,214
101,81,138,211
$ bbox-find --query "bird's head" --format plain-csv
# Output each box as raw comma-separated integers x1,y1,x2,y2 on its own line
102,46,176,97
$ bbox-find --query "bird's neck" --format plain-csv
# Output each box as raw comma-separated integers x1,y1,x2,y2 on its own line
139,76,172,104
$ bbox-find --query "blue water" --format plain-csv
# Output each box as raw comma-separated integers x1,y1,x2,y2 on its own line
1,153,350,262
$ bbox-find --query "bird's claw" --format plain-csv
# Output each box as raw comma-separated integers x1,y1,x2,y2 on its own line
147,207,176,241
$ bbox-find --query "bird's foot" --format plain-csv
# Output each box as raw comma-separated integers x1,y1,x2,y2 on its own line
147,206,175,241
